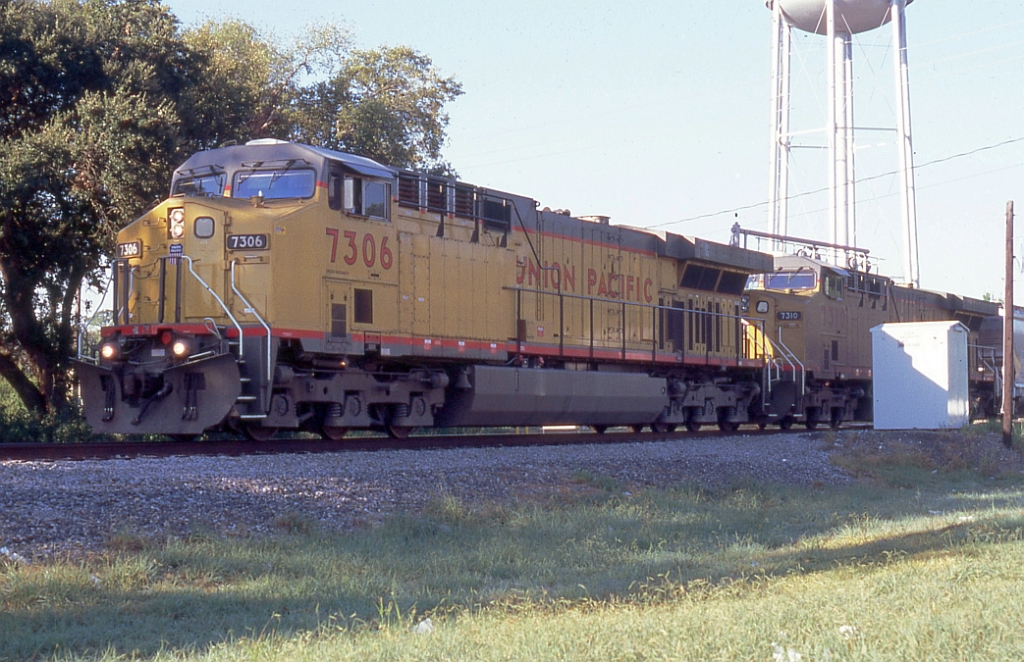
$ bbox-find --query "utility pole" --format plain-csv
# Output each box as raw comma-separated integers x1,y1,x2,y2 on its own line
1004,201,1014,449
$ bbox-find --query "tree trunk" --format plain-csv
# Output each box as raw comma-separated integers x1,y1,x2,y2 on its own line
0,353,48,415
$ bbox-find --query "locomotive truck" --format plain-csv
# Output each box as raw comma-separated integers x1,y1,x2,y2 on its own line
76,140,775,439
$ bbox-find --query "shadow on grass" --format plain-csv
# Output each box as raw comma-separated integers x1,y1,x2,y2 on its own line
2,472,1023,659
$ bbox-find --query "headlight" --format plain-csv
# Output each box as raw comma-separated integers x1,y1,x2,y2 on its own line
100,343,118,359
168,208,186,239
172,339,190,357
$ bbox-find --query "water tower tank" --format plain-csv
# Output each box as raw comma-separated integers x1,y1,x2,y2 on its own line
775,0,913,35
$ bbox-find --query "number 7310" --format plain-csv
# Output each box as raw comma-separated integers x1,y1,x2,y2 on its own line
325,229,393,269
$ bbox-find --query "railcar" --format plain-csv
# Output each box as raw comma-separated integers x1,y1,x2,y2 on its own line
738,227,1001,428
978,307,1024,414
75,140,774,439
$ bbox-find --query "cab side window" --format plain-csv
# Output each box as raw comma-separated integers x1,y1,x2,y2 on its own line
824,274,844,300
328,172,343,211
344,176,391,221
364,181,389,219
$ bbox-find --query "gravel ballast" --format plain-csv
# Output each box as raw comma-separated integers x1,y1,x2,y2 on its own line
11,425,1022,561
0,432,855,560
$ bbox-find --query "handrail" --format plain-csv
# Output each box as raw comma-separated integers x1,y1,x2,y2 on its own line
230,260,273,383
180,255,245,358
506,285,750,321
87,254,252,374
90,254,242,358
769,328,806,396
76,271,115,363
504,285,759,363
115,265,137,326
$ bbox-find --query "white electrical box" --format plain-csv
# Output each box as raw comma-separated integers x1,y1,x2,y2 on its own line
870,321,970,430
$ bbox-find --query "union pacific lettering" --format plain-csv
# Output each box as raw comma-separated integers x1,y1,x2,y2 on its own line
515,258,654,303
587,268,654,303
516,258,577,293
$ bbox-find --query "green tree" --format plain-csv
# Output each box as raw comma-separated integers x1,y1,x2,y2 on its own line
0,4,462,418
0,0,209,415
289,45,463,172
184,24,463,172
182,19,351,143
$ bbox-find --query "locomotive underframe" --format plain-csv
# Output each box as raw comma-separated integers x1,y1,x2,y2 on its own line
252,343,767,436
78,325,768,437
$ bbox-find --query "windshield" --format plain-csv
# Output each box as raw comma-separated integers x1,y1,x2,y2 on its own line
746,270,817,292
233,169,316,199
173,173,225,197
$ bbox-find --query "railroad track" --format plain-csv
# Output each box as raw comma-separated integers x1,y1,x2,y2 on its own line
0,424,870,462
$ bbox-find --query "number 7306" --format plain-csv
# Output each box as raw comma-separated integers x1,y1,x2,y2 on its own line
325,229,393,269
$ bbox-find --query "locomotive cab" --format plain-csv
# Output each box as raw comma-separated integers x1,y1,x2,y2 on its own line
76,140,403,437
745,255,872,428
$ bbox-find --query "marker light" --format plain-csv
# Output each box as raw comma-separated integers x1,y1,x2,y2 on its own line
172,340,190,357
100,343,118,359
168,208,186,239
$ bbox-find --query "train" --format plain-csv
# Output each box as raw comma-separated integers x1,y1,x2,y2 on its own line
734,226,1005,428
73,139,1014,439
75,139,776,439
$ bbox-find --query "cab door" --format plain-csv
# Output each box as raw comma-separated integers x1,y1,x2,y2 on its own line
324,278,356,354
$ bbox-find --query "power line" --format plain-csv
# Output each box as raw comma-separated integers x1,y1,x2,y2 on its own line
651,135,1024,229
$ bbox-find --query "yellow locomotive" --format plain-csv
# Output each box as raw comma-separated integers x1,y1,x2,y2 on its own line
738,227,1000,428
76,140,774,439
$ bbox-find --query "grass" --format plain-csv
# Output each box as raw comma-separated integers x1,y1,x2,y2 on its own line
1,430,1024,660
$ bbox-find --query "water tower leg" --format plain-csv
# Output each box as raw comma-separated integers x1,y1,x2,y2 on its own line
780,22,791,240
826,0,838,249
891,0,920,287
826,0,852,257
844,33,856,250
767,1,792,245
767,0,781,240
831,30,853,252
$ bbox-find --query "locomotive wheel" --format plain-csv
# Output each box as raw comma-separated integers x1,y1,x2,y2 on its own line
651,422,676,433
830,408,844,430
804,407,822,430
631,424,645,433
242,424,277,441
385,424,414,439
320,426,348,441
685,418,702,433
717,407,739,432
592,425,608,434
778,415,794,431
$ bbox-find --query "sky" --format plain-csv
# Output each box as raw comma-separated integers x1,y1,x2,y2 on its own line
165,0,1024,303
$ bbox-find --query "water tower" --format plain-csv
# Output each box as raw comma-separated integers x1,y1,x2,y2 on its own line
766,0,919,286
